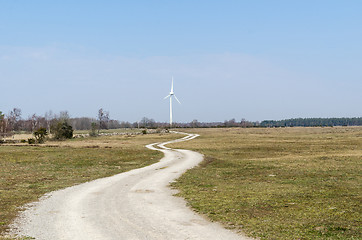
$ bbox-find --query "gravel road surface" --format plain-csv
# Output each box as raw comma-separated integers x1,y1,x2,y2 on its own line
12,132,251,240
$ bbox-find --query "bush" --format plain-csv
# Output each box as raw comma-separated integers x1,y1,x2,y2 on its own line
20,139,26,143
51,121,73,140
28,138,35,144
34,127,48,144
89,122,98,137
142,129,147,134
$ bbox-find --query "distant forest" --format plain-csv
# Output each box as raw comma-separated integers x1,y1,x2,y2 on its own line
184,117,362,128
259,118,362,127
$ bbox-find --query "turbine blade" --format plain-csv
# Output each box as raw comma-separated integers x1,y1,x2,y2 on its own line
174,95,181,104
164,94,170,99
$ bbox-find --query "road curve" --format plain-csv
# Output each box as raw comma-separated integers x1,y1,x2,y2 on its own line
12,132,251,240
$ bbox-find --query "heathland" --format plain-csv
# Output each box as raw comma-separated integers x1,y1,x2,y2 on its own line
169,127,361,240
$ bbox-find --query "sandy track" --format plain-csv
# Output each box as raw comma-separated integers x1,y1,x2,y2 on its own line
12,132,251,240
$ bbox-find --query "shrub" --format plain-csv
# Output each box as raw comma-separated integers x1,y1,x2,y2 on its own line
51,121,73,140
34,127,48,143
28,138,35,144
142,129,147,134
89,122,98,137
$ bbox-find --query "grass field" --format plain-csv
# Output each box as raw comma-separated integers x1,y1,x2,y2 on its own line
73,128,143,135
0,132,179,239
169,127,362,240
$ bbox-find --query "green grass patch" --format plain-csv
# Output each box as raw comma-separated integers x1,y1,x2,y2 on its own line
169,127,362,240
0,133,179,239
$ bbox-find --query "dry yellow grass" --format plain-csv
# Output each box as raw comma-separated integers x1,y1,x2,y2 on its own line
169,127,362,240
2,134,32,141
0,132,179,239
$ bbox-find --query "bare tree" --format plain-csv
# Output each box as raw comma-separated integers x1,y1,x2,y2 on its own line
224,118,238,127
59,111,70,122
8,108,22,131
120,121,132,128
108,119,121,129
132,121,139,129
98,108,110,132
45,110,55,134
241,118,247,128
70,117,94,130
190,119,200,128
139,117,156,128
27,114,46,132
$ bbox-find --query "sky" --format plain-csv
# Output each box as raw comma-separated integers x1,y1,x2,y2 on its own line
0,0,361,123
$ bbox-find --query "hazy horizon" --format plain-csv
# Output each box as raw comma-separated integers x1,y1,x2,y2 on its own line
1,1,361,122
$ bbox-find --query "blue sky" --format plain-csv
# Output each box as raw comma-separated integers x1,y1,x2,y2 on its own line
1,1,361,122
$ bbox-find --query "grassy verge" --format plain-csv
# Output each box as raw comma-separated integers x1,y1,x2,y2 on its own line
0,133,179,239
169,127,362,240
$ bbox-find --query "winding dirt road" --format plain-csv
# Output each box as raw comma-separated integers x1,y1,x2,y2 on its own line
12,132,251,240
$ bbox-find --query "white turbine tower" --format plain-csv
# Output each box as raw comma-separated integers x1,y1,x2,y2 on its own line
164,77,181,127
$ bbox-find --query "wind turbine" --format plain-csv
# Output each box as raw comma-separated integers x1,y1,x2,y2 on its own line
164,77,181,127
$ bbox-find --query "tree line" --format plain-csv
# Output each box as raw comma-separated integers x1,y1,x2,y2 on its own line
0,108,122,140
0,108,163,140
259,117,362,127
1,107,361,140
183,117,362,128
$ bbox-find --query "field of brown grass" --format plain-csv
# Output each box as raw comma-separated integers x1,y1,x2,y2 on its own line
0,132,179,239
169,127,361,240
